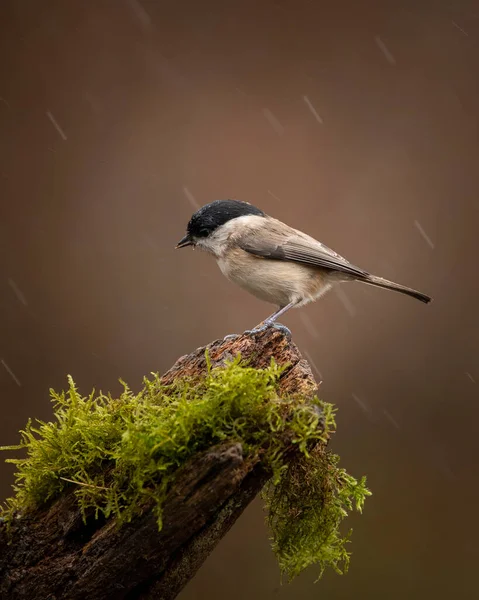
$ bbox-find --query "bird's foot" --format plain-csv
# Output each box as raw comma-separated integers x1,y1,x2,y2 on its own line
223,322,292,342
244,320,292,339
271,322,292,338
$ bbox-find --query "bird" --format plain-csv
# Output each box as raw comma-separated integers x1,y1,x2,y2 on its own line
176,199,432,335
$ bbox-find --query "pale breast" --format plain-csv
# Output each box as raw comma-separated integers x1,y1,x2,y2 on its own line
217,247,332,307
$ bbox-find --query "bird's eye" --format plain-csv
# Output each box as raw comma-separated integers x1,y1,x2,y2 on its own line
199,228,209,237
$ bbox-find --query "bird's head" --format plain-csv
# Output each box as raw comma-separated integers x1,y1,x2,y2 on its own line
176,199,265,250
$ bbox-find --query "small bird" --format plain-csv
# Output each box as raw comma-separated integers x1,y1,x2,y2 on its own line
176,199,432,334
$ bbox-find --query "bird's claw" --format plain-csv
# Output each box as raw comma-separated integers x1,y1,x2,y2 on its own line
223,322,292,342
243,321,292,340
223,333,240,342
268,322,292,339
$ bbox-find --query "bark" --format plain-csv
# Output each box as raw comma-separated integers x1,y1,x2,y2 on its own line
0,327,319,600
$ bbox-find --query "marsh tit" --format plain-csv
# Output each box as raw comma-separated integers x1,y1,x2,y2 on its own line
176,200,431,333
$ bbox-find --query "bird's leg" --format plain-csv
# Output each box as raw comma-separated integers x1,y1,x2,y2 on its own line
244,302,297,338
264,302,297,325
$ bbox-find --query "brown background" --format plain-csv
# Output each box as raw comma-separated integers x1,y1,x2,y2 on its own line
1,1,478,598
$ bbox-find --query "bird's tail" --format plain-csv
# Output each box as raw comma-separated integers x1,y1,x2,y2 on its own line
359,274,432,304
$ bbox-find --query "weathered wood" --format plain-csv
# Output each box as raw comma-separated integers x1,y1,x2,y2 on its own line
0,327,320,600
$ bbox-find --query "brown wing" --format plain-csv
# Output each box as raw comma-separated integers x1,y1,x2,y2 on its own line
238,229,368,279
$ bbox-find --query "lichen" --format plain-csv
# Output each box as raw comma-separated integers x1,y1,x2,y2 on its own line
0,353,370,581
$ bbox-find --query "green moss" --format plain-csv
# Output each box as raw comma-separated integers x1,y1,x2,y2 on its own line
265,446,371,580
0,354,371,580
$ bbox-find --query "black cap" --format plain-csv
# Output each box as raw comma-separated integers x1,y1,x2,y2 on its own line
186,199,265,239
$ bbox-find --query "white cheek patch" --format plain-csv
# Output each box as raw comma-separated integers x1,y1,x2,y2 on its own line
195,238,212,250
195,237,220,256
195,215,266,257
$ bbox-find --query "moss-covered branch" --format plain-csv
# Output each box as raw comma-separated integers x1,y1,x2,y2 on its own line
0,327,370,600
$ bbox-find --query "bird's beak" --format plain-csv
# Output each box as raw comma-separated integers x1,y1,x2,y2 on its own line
176,234,194,249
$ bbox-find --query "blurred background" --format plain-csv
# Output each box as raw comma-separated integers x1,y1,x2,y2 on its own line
1,0,478,598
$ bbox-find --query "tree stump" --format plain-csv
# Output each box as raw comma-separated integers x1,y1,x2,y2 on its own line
0,328,320,600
